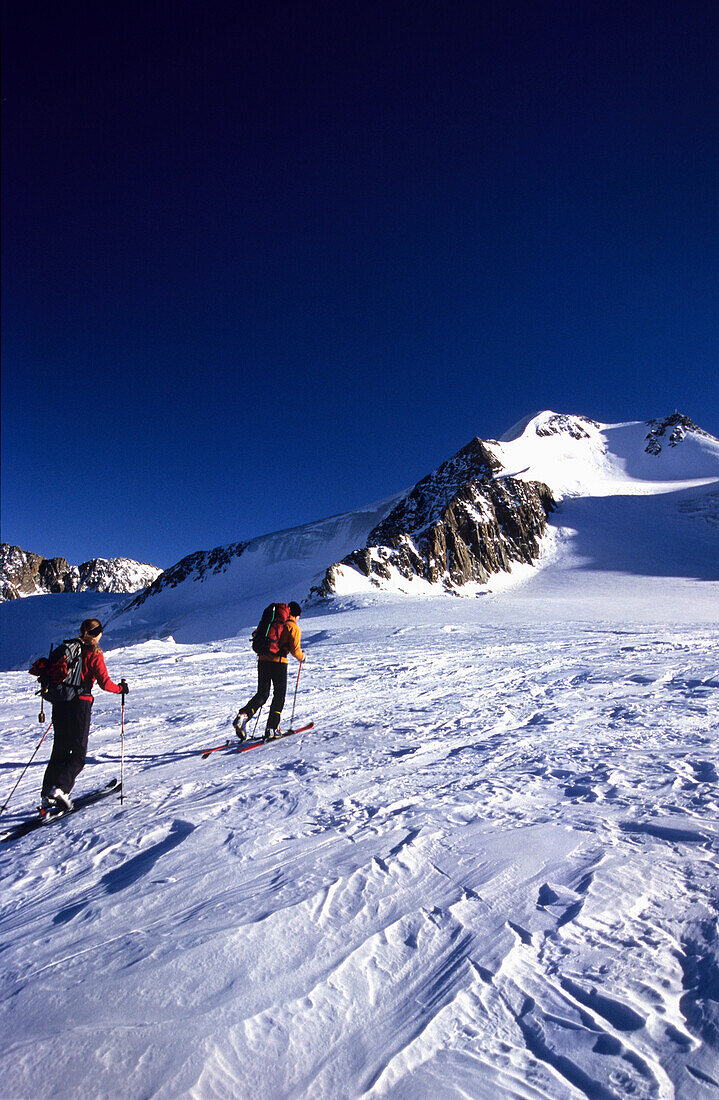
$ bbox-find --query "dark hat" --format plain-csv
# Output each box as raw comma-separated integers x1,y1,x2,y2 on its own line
80,618,104,637
288,601,302,617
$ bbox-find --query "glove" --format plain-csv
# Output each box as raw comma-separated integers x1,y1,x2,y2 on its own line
119,679,129,695
300,653,307,664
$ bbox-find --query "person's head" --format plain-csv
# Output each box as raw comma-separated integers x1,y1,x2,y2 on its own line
80,619,103,646
288,601,302,618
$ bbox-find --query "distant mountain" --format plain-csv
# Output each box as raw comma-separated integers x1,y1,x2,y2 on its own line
0,545,163,603
113,409,719,630
2,411,717,667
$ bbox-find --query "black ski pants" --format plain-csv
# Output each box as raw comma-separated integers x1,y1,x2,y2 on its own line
42,698,93,796
243,661,287,730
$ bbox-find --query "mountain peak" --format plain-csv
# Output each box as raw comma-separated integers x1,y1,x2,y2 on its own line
499,411,601,443
645,412,716,455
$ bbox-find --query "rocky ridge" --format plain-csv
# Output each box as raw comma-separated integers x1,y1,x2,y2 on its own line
645,413,713,455
0,545,162,603
122,541,249,610
312,437,556,597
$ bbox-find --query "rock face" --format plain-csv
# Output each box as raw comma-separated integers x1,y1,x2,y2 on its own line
0,545,163,603
122,542,249,610
312,437,555,597
534,413,600,440
645,413,712,455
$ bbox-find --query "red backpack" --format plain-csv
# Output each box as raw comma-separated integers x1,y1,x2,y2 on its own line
251,603,291,656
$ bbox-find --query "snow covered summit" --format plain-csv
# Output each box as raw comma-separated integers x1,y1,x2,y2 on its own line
490,411,719,497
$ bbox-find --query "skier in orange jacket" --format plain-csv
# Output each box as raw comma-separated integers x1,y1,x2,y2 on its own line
234,601,305,741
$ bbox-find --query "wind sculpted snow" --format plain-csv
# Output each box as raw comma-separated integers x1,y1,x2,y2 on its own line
1,600,718,1099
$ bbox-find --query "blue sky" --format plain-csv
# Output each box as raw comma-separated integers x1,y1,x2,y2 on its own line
2,1,718,567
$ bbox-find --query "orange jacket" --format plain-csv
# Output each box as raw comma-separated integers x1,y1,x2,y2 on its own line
258,615,305,664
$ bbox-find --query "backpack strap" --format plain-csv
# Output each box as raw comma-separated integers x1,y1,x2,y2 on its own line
62,639,85,689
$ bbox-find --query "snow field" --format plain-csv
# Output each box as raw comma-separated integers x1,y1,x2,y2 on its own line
1,603,718,1099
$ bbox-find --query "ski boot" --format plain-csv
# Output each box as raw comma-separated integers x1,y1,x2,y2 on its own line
232,712,250,741
48,787,73,811
263,726,282,742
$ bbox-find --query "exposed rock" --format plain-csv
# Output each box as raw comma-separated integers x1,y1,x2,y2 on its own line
0,546,46,599
312,436,555,597
534,413,600,440
39,557,74,593
645,413,713,455
0,545,162,602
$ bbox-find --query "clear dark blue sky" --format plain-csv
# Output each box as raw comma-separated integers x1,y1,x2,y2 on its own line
3,1,718,567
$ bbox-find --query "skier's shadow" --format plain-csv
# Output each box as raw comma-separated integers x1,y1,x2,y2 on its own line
0,761,45,770
88,750,202,771
53,820,195,924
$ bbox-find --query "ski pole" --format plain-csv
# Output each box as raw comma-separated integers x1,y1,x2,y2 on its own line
0,722,53,815
289,660,303,731
120,681,127,804
253,705,264,737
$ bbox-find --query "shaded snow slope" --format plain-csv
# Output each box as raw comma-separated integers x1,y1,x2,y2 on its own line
0,592,127,672
1,601,718,1099
109,496,403,645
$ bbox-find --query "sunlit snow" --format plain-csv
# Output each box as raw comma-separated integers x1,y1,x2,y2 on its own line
1,414,717,1099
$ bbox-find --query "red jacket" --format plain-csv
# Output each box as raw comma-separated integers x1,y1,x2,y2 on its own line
76,648,122,698
30,644,121,699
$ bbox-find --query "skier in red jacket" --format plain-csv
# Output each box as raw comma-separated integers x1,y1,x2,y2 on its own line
29,618,127,810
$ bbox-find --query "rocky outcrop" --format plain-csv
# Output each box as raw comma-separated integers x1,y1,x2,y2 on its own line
645,413,713,455
122,541,249,610
312,436,555,597
534,413,600,440
0,545,163,602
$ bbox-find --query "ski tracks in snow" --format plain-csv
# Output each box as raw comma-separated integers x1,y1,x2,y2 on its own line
0,616,718,1098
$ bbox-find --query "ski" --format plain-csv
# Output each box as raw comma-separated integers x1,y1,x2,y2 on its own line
200,739,232,760
235,722,314,755
1,779,121,844
202,723,314,760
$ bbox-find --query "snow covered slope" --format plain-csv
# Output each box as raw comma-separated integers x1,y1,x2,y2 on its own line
1,603,717,1098
109,495,403,646
1,412,718,1099
492,412,719,497
477,412,719,622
